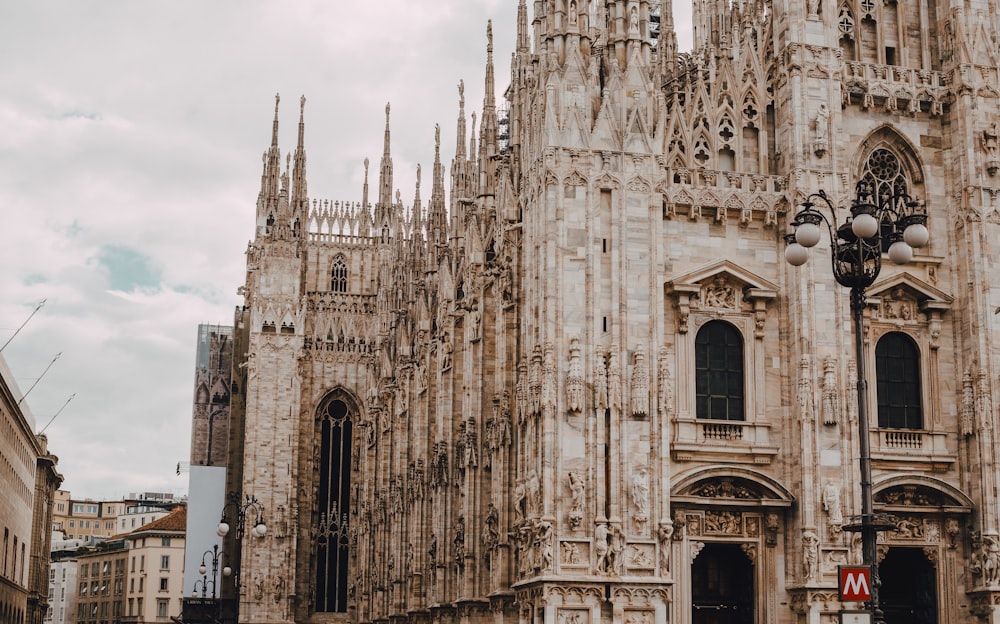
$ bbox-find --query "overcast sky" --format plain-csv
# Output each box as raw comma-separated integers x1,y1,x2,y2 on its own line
0,2,693,501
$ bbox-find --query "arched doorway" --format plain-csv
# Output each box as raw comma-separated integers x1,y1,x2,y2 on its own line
691,543,754,624
880,547,936,624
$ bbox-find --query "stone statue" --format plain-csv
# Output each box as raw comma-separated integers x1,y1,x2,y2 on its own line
985,535,1000,586
568,471,585,528
802,531,820,580
595,524,610,573
822,481,843,526
631,468,650,516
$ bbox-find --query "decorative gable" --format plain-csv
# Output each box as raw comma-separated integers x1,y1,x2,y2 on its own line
666,260,778,336
866,272,952,348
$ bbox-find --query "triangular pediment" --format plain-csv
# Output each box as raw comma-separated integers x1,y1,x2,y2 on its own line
666,259,779,295
866,272,953,311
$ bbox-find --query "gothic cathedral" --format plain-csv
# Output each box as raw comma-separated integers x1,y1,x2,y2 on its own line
228,0,1000,622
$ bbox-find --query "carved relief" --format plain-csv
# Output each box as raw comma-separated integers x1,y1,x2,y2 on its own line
802,531,819,581
567,471,586,528
608,349,623,411
704,510,742,535
560,540,588,566
631,346,649,417
701,275,739,309
529,345,543,416
631,468,650,531
543,342,557,411
658,347,674,419
821,356,839,426
627,543,655,569
594,352,608,410
566,337,585,413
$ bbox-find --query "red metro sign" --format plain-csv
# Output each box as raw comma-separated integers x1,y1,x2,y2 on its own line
839,565,873,602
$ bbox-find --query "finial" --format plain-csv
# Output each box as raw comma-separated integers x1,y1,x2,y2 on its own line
435,123,441,147
300,95,306,118
274,93,280,114
364,157,370,175
458,80,465,107
416,163,421,186
487,20,493,54
385,102,390,122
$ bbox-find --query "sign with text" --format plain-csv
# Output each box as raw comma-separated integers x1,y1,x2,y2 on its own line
838,565,872,602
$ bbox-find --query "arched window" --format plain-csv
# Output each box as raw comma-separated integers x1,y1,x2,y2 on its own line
695,321,745,421
315,398,352,612
861,147,908,201
331,258,348,293
876,332,922,429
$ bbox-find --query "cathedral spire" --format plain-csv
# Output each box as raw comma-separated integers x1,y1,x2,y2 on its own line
428,123,447,253
412,163,423,232
455,81,467,161
363,157,370,210
517,0,530,53
262,94,282,201
377,102,394,227
291,95,308,208
480,20,499,197
658,0,678,81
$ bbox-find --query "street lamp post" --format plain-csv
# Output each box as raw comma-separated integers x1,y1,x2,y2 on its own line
785,181,930,623
193,545,224,599
217,492,267,623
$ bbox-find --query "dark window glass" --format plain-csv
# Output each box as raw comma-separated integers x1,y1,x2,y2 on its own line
331,258,348,292
316,399,352,613
876,332,922,429
695,321,745,421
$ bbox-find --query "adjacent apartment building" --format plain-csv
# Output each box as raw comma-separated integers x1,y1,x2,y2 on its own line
72,506,186,624
1,352,62,624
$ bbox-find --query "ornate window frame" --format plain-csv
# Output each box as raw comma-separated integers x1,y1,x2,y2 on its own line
864,272,953,467
666,260,779,464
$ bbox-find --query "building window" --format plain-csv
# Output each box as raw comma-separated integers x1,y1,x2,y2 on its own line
315,396,353,613
160,555,169,570
695,320,745,421
156,599,169,618
159,578,168,591
161,537,170,547
331,257,348,292
876,332,922,429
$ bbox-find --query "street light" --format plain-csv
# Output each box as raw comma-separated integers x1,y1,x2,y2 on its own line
217,492,267,623
192,545,224,599
785,181,929,624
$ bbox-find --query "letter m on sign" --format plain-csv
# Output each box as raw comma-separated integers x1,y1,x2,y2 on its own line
839,565,872,601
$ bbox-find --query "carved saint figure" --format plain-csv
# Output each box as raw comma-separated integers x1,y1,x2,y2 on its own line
513,481,527,522
568,471,586,513
985,535,1000,586
595,524,610,573
631,468,650,516
822,481,843,525
526,470,541,516
802,531,820,581
985,120,1000,160
482,503,500,550
815,103,829,141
